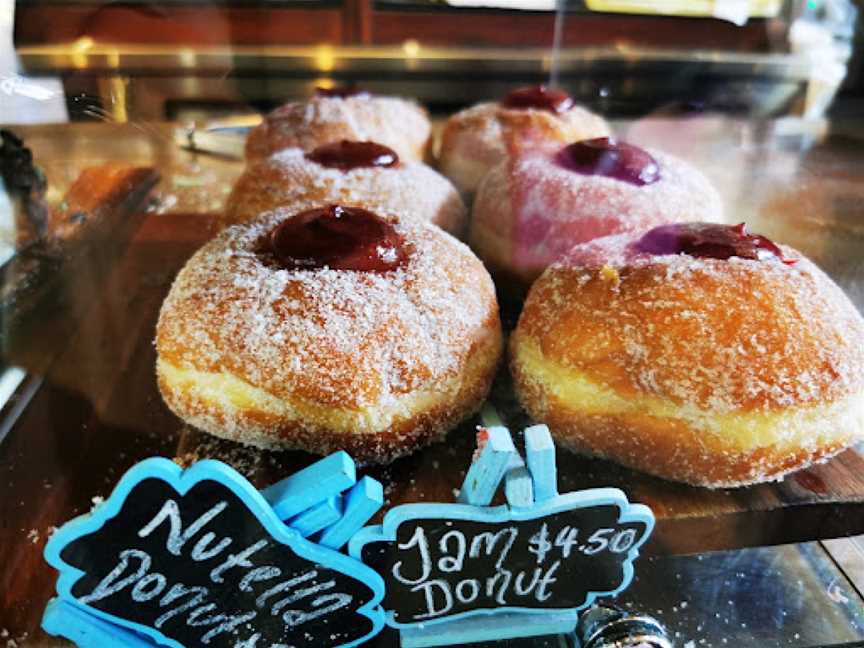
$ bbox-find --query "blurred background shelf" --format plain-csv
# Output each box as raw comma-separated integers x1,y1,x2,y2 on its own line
12,0,858,121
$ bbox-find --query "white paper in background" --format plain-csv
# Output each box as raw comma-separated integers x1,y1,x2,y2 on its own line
0,0,68,124
0,177,17,266
445,0,555,9
0,365,26,410
0,177,11,228
713,0,751,26
791,19,850,119
585,0,778,23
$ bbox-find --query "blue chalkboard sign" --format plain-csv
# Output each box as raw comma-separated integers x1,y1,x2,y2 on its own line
349,424,654,644
42,457,386,648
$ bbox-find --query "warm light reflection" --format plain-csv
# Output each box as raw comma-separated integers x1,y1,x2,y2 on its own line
71,37,94,69
402,39,421,58
315,45,335,72
109,77,129,123
179,48,197,68
315,77,335,90
73,37,94,52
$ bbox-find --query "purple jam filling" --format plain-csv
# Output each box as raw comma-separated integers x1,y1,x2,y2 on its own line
633,222,797,264
556,138,661,186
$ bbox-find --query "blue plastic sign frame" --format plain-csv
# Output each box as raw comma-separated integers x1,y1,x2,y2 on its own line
348,424,654,635
350,489,653,629
43,457,386,648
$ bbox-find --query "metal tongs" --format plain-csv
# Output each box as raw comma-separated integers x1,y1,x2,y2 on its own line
173,114,262,160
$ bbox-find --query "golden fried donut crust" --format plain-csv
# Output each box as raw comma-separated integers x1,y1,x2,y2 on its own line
509,371,856,487
157,346,497,465
156,205,502,463
246,96,431,162
511,231,864,486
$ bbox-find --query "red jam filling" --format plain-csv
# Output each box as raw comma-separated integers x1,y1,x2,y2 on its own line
268,205,407,272
315,86,369,99
556,138,660,186
306,140,399,171
633,222,797,264
501,86,574,114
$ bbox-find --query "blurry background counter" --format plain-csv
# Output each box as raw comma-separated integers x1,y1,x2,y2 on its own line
14,42,827,121
12,0,784,50
12,0,859,121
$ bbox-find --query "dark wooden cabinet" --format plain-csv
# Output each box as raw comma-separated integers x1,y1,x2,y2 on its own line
14,0,778,50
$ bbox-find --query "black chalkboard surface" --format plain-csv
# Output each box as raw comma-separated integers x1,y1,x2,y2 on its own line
352,492,652,627
44,458,385,648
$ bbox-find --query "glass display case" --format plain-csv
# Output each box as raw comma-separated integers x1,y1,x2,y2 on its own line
1,0,864,646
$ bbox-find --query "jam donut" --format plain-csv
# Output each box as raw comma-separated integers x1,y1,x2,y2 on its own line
224,141,467,235
471,137,724,289
438,86,610,196
511,222,864,487
246,87,431,162
156,204,502,464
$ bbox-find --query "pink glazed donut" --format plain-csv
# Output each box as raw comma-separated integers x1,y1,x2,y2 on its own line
470,137,724,290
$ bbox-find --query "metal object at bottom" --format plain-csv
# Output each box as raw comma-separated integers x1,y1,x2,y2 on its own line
576,605,673,648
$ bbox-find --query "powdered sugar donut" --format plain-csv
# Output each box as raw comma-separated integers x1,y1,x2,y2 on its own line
224,141,466,235
246,89,431,162
156,204,502,464
471,138,724,289
511,222,864,487
438,86,610,196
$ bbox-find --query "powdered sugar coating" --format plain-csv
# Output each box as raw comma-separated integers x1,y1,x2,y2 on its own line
512,229,864,486
471,147,724,287
245,95,431,162
438,101,610,195
522,230,864,412
224,147,466,235
157,205,500,411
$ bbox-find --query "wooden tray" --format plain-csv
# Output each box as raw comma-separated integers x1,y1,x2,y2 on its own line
1,213,863,644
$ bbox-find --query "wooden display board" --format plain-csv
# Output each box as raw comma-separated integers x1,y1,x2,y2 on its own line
2,121,864,643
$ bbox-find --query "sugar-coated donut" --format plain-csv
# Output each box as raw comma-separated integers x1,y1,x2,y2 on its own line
511,222,864,487
156,204,502,464
439,86,610,196
471,138,724,289
224,141,466,235
246,89,431,162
